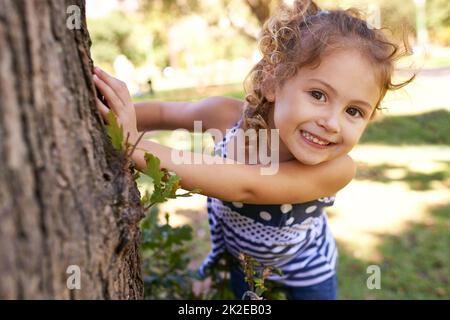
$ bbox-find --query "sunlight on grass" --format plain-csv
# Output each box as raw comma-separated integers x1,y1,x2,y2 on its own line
337,203,450,299
328,145,450,261
328,180,449,261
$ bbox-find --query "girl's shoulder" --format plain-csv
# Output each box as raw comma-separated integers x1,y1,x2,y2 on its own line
206,96,244,144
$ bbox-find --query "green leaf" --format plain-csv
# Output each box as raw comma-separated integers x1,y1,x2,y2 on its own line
172,225,193,243
162,174,181,199
106,110,123,152
142,153,164,185
140,152,201,210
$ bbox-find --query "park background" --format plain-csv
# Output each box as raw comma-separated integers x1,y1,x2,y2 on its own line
86,0,449,299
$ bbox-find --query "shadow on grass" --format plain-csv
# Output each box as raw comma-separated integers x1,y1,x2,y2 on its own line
337,203,450,299
354,161,450,191
360,109,450,145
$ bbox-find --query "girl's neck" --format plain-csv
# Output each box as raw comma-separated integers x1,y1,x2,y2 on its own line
267,106,295,162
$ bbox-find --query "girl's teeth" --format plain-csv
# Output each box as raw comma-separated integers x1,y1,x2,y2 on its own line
302,131,330,145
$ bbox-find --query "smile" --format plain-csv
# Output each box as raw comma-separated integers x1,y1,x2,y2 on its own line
300,130,335,147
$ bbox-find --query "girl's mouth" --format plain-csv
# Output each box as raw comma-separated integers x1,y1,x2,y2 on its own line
299,130,336,149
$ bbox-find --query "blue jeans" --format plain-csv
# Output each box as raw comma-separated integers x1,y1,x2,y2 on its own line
230,263,338,300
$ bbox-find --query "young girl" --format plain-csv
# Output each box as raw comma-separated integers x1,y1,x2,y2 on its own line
93,0,413,299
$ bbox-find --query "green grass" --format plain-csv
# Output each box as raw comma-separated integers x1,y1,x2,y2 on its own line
337,204,450,300
133,83,244,103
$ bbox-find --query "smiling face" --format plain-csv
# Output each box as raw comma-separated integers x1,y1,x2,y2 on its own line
268,48,381,165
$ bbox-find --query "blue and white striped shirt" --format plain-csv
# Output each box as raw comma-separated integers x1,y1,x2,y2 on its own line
199,119,337,287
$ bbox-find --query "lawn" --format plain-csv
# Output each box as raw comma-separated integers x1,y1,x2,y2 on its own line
337,203,449,299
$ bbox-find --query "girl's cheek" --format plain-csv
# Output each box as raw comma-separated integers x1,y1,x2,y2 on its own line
345,130,363,149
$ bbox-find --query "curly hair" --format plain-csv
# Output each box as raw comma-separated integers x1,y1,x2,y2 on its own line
240,0,414,148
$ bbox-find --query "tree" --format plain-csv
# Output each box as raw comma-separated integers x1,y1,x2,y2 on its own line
0,0,144,299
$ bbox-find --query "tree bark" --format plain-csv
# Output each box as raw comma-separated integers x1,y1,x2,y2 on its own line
0,0,144,299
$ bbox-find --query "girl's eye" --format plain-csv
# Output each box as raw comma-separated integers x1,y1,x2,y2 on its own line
310,90,326,102
347,106,363,118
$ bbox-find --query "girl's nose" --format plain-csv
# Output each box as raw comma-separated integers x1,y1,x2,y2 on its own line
317,115,340,134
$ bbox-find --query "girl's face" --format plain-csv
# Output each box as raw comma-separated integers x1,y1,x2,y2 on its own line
269,48,381,165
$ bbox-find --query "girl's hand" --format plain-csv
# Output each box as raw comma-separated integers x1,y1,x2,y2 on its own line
93,67,139,147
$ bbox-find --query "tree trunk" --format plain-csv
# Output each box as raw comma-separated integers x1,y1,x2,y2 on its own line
0,0,144,299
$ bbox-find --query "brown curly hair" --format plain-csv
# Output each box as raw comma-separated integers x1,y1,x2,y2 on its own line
240,0,414,146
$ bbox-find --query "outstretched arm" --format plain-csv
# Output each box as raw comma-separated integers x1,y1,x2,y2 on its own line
128,139,354,204
134,96,243,133
93,67,355,204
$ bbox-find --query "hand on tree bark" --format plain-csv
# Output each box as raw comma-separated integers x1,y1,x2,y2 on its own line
93,67,139,147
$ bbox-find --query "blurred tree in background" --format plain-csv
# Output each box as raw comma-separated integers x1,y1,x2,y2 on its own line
87,0,450,84
88,0,279,70
89,11,150,69
427,0,450,45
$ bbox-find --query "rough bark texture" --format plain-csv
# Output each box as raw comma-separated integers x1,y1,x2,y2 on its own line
0,0,144,299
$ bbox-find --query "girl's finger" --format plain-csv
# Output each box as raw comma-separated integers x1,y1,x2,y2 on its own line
95,97,110,122
94,67,129,105
93,74,123,115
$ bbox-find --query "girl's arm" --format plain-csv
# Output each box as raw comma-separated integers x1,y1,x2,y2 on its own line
93,67,355,204
135,96,243,133
129,139,355,204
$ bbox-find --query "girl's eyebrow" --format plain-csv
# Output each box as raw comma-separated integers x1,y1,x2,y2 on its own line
309,78,338,96
350,99,373,112
309,78,373,111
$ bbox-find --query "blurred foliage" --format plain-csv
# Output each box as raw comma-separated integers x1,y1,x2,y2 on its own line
376,0,416,39
139,0,201,16
141,0,259,68
141,206,200,299
427,0,450,45
89,0,260,69
88,11,150,68
318,0,450,45
140,206,238,299
88,0,450,72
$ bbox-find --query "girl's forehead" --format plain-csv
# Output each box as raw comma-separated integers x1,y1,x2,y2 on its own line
304,48,374,78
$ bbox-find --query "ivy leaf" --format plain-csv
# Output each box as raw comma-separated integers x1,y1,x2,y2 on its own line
106,110,123,152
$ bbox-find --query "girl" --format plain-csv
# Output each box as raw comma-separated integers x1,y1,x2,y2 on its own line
93,0,413,299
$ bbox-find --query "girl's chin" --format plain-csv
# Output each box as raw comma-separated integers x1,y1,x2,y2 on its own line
293,154,327,166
